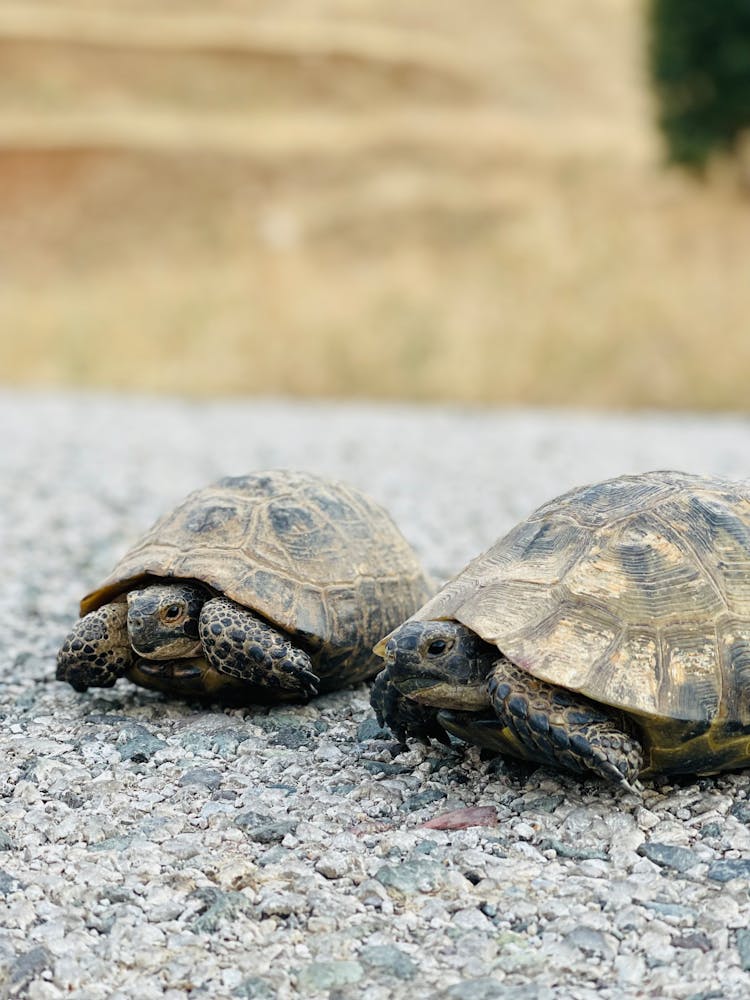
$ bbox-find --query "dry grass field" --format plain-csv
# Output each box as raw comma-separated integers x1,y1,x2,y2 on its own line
1,0,749,407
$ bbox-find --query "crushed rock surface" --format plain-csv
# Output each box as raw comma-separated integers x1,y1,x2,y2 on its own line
2,389,750,999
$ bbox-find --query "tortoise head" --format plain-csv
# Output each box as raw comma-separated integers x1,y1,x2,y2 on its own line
126,582,207,659
380,619,496,711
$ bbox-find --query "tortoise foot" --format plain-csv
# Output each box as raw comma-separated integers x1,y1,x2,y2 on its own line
199,597,319,700
488,659,644,789
56,600,134,691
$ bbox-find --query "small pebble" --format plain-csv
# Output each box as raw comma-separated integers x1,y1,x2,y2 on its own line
359,944,417,979
637,842,700,873
295,961,363,992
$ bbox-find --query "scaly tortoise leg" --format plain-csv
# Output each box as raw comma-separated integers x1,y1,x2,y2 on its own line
487,658,644,789
56,598,135,691
198,597,320,699
371,668,451,745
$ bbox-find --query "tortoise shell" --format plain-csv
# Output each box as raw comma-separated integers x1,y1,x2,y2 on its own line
82,470,431,689
403,471,750,772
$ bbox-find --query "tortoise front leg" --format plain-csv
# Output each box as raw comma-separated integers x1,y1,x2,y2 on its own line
56,598,134,691
487,659,644,789
198,597,320,700
371,668,451,745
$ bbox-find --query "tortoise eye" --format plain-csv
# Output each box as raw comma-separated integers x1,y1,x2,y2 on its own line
427,639,448,656
163,603,183,622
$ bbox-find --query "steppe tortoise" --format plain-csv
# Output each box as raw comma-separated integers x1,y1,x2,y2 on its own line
372,471,750,788
58,470,431,703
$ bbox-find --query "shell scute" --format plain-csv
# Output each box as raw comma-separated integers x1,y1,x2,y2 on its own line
719,622,750,729
529,470,682,528
502,602,620,693
184,502,239,536
664,492,750,616
562,513,726,628
658,624,721,723
600,629,660,714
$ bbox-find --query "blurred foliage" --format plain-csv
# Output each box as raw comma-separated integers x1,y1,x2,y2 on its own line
649,0,750,168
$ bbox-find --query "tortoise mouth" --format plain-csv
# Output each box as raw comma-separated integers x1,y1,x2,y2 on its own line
397,674,443,697
397,674,490,711
131,636,203,660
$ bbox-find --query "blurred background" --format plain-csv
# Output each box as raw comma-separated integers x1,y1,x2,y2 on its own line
1,0,749,408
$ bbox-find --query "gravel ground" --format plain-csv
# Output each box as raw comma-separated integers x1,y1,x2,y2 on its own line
3,389,750,1000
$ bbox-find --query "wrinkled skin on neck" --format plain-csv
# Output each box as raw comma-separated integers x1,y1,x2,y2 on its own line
381,619,497,710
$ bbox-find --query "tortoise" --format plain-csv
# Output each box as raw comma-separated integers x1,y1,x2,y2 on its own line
57,469,431,703
371,470,750,789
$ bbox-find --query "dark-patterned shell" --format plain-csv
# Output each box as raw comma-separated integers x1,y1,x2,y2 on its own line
410,471,750,733
81,470,431,687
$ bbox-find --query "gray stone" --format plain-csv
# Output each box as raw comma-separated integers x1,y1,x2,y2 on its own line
643,901,698,923
233,977,277,999
402,789,446,812
730,801,750,824
520,793,565,814
83,713,132,726
178,767,223,789
615,955,647,988
413,840,439,855
359,944,417,979
88,834,136,852
269,725,314,749
357,717,390,741
213,728,251,757
707,858,750,882
315,851,349,879
736,928,750,971
673,932,712,953
118,733,167,762
0,870,21,895
295,961,363,992
0,830,15,851
7,946,53,992
361,760,411,776
191,888,254,932
637,842,699,872
60,790,84,809
563,926,617,960
97,887,135,905
175,726,249,757
329,782,356,795
236,816,297,843
257,890,308,918
257,845,292,867
441,978,524,999
538,837,608,861
375,859,450,895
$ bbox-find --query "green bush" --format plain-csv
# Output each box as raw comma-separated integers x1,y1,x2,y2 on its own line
649,0,750,168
